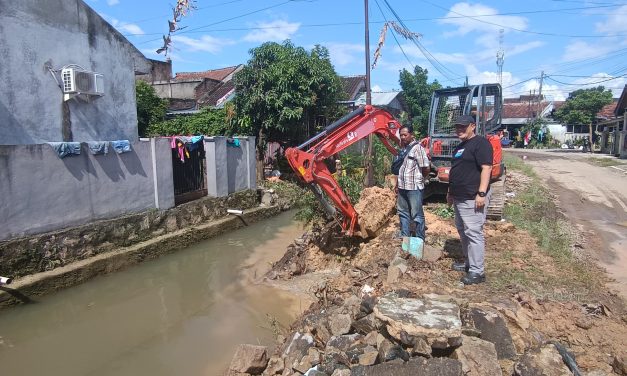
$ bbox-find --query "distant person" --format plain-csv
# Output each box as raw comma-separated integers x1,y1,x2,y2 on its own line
393,125,430,240
446,115,493,285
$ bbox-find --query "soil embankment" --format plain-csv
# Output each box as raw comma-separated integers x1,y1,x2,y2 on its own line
225,172,627,376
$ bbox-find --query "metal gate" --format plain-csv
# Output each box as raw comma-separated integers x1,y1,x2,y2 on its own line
172,141,207,205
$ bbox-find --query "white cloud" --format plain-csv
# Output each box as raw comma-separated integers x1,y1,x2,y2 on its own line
596,5,627,34
326,43,363,67
243,20,300,43
171,35,235,54
107,0,119,5
439,2,528,36
110,18,144,35
561,40,616,62
371,85,383,92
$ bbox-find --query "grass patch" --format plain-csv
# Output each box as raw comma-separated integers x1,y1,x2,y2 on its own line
503,153,536,176
489,154,605,299
428,204,455,219
586,157,626,167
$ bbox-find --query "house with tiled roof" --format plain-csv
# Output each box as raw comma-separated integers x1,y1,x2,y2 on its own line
595,86,626,157
141,64,243,115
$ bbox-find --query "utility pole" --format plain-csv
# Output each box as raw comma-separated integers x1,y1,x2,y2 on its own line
536,71,544,119
496,29,504,87
364,0,375,187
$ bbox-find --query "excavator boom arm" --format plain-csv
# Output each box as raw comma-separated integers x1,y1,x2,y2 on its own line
285,105,402,235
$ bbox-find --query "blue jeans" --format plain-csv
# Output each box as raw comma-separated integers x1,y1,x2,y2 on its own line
397,189,425,239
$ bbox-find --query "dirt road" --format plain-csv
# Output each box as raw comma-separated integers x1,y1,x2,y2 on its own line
507,149,627,298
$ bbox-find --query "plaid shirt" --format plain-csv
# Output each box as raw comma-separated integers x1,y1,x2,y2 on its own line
397,141,430,190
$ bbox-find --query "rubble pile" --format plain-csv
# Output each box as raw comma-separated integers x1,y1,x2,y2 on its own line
226,172,627,375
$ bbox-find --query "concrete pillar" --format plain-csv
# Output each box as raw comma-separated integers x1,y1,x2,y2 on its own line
151,137,175,209
205,136,229,197
236,136,257,190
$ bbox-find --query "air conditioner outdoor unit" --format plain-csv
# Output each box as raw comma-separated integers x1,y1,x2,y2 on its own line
61,67,104,96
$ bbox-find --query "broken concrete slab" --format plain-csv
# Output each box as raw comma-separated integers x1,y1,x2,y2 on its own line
373,293,462,348
387,256,408,284
452,335,500,376
469,307,517,359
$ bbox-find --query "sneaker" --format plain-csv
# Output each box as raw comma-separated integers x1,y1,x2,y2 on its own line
451,262,469,272
461,272,486,285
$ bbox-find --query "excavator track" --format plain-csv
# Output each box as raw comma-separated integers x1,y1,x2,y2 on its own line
487,172,506,220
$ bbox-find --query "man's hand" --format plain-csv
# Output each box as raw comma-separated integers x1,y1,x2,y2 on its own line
475,195,486,209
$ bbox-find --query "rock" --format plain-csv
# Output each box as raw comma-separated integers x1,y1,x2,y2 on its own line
360,295,376,315
452,335,500,376
387,256,408,284
514,345,572,376
352,313,378,335
358,346,378,366
261,191,274,206
327,334,364,352
613,352,627,375
351,357,462,376
422,244,443,262
262,356,284,375
377,338,410,363
293,347,321,374
373,293,462,349
345,343,369,364
469,307,517,359
584,371,609,376
363,331,378,347
354,187,396,238
318,350,351,374
330,314,352,336
303,313,333,344
283,332,315,370
332,369,351,376
409,336,431,358
228,344,269,374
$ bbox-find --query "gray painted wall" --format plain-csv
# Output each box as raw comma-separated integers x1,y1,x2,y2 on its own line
152,81,200,99
205,136,256,197
0,0,151,145
0,139,174,241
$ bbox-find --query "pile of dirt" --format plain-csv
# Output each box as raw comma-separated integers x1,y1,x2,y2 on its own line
257,172,627,375
354,186,396,238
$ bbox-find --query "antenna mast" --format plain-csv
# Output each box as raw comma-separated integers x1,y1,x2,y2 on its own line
496,29,504,86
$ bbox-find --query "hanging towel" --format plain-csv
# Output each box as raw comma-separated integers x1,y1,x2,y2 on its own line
111,140,131,154
47,142,81,158
226,138,240,147
87,141,109,155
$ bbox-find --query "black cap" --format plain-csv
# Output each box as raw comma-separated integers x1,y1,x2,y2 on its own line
454,114,475,126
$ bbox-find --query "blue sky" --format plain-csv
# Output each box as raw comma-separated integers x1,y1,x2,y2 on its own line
87,0,627,101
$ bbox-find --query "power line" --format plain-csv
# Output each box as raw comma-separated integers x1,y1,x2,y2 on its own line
545,74,627,86
135,0,297,46
121,4,627,38
418,0,627,39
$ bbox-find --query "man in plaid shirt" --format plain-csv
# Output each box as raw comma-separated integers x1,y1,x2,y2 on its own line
394,125,431,239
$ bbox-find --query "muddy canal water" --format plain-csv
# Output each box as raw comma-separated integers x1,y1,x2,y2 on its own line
0,211,305,376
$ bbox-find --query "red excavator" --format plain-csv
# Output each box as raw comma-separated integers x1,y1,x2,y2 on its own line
286,83,506,236
285,105,402,235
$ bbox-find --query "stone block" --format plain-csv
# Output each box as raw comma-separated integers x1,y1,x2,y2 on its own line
514,345,572,376
351,357,463,376
229,344,268,374
469,307,517,359
330,314,352,336
374,293,462,349
452,335,500,376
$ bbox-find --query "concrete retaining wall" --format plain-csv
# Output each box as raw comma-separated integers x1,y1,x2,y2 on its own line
0,204,281,308
0,190,258,279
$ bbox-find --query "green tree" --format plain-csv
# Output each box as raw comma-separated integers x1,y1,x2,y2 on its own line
146,104,235,137
233,41,345,180
135,80,168,137
554,86,613,146
399,66,442,136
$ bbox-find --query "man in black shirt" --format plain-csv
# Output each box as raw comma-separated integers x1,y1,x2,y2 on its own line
446,115,493,285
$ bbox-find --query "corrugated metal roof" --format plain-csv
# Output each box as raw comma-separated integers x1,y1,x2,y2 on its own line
354,91,402,106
